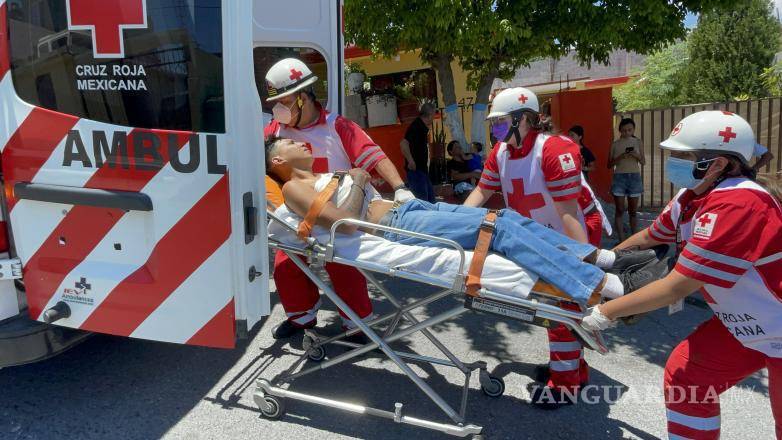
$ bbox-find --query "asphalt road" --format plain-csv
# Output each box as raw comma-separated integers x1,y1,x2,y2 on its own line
0,273,774,440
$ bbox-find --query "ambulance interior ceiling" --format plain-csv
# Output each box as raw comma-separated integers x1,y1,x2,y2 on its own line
253,47,328,114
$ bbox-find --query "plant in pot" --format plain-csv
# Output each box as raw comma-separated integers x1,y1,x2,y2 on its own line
344,62,367,96
364,85,398,127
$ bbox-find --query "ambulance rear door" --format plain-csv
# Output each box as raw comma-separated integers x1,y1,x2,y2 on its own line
252,0,343,115
0,0,268,348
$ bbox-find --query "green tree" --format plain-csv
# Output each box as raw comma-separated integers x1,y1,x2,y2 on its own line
345,0,729,147
614,40,689,111
761,60,782,96
681,0,781,102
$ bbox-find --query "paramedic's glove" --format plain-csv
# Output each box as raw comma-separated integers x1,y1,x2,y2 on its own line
581,306,616,331
394,187,416,204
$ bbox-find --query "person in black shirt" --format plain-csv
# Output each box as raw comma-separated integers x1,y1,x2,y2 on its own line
447,140,481,198
400,104,437,202
569,125,596,181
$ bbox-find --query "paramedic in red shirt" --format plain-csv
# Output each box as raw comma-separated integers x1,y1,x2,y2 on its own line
464,87,608,409
264,58,415,339
583,111,782,439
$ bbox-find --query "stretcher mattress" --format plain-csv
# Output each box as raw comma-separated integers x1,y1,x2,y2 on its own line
269,221,538,299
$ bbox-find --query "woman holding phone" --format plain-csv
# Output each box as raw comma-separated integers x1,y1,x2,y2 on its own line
608,118,645,241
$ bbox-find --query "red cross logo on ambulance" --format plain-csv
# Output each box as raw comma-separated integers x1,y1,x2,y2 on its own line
558,153,576,172
66,0,148,59
693,212,717,239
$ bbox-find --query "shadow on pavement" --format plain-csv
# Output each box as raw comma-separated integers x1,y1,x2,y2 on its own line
0,319,266,440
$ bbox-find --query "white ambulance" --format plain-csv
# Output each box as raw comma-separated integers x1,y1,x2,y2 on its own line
0,0,343,367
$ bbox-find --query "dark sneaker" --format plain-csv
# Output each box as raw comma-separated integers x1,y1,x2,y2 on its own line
610,245,670,273
533,364,588,388
272,319,315,340
533,364,550,383
528,383,578,410
343,331,371,346
619,257,671,294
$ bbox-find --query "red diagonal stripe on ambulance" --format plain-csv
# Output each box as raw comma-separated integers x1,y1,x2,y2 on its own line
86,130,192,191
186,298,235,349
24,129,191,319
80,174,231,336
2,108,79,211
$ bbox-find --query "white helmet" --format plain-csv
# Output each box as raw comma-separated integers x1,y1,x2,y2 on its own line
661,110,755,163
486,87,539,119
265,58,319,101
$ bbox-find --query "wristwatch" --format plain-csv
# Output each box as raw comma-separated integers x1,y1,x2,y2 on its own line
393,183,409,191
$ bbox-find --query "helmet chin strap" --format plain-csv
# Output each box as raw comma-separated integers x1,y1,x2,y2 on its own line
292,95,304,128
503,115,523,146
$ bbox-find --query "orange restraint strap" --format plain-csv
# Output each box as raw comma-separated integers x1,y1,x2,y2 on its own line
297,173,344,240
465,211,498,297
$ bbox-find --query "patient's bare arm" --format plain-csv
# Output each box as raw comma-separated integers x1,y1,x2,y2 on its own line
282,169,370,233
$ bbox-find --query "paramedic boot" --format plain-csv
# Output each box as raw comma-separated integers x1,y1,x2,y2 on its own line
609,245,669,273
528,383,578,410
533,362,589,387
272,319,315,340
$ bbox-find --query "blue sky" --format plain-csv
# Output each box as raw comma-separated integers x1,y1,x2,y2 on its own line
685,1,781,28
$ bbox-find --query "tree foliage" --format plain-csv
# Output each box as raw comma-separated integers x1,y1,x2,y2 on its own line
680,0,780,102
614,41,689,111
344,0,730,144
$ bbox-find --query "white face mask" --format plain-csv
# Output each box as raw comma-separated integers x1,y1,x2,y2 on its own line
272,101,294,125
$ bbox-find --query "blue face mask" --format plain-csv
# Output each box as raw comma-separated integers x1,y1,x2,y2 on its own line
490,120,510,141
665,157,702,188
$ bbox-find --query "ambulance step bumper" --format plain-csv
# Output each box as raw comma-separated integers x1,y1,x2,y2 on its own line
0,313,91,368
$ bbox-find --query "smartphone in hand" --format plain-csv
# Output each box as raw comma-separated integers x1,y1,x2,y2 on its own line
625,147,634,153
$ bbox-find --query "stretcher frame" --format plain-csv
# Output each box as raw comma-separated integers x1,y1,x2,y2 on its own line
254,211,608,438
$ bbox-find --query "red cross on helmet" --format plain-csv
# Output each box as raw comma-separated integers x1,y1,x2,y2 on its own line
265,58,319,101
486,87,539,119
660,110,755,163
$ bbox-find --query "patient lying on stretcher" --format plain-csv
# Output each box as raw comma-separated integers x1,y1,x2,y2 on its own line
265,137,668,303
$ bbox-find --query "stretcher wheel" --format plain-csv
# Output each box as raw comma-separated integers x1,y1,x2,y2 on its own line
259,395,285,419
307,346,326,362
481,376,505,398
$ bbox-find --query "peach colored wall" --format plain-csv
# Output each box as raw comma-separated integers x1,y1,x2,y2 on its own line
551,88,614,201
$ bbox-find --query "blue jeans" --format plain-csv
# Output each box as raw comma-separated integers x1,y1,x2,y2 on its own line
384,200,605,301
406,169,436,203
611,172,643,198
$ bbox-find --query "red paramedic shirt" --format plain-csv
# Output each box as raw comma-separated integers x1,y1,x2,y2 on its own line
479,131,583,202
264,104,387,174
648,179,782,357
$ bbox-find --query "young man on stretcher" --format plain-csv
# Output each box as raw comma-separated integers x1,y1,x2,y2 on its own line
265,136,669,306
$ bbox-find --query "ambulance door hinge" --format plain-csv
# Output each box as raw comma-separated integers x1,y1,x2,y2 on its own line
243,192,258,244
0,258,22,280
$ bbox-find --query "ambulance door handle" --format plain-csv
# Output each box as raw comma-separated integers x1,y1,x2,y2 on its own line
243,192,257,244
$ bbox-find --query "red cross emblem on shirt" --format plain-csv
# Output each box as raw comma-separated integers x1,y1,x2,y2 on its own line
518,94,528,104
698,215,713,228
67,0,147,58
507,178,545,217
289,68,304,81
718,126,737,143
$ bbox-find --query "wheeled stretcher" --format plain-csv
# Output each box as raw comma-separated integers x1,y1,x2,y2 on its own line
254,209,608,438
